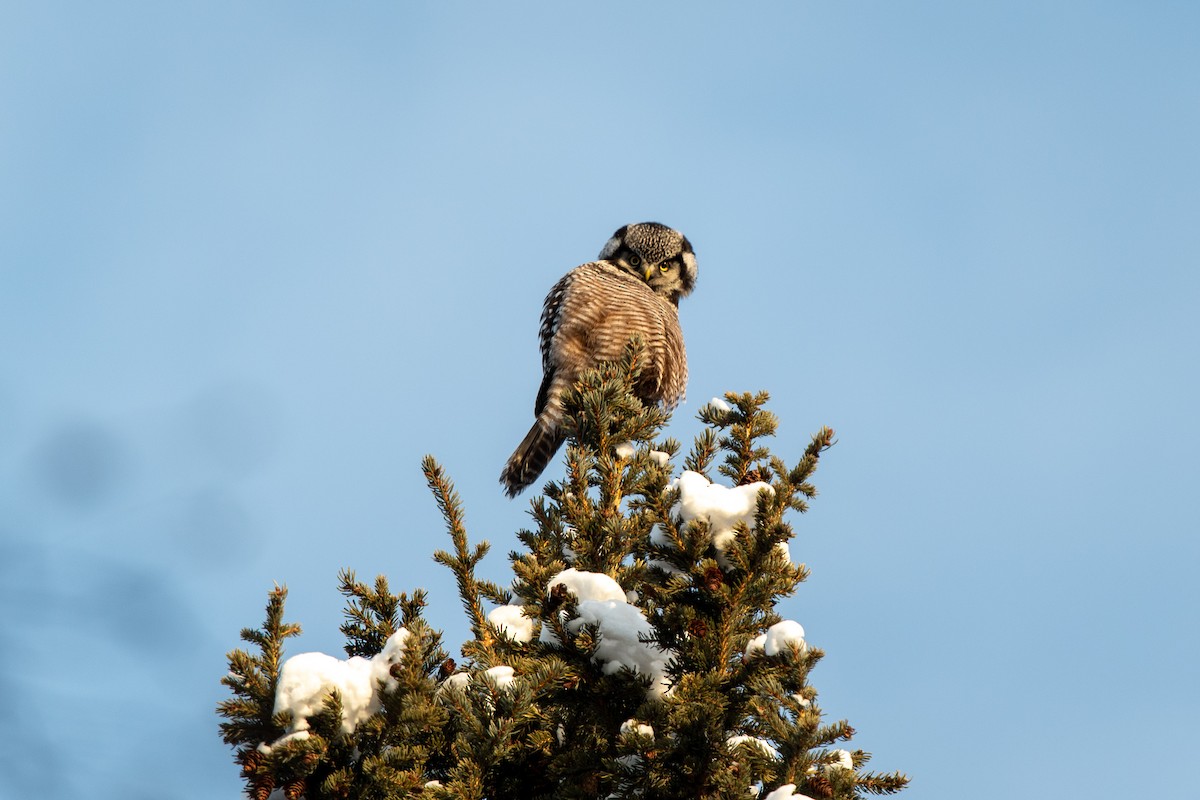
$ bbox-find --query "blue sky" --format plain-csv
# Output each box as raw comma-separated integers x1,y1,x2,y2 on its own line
2,2,1197,797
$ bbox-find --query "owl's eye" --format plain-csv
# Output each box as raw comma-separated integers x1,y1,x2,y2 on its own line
628,254,642,267
660,264,670,272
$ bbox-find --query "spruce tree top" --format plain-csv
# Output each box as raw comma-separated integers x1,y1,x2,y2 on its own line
218,340,910,800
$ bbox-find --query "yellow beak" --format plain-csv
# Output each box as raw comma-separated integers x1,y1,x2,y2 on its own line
643,266,654,282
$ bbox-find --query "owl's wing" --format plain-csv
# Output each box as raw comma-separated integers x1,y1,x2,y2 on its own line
534,269,575,416
659,301,688,409
538,271,573,372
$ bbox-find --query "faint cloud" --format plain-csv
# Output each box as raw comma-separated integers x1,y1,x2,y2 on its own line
0,536,72,799
28,420,127,510
171,485,259,567
83,559,201,654
183,381,281,477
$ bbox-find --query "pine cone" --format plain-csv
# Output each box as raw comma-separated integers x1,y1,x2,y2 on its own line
284,778,306,800
687,618,708,638
239,748,263,776
804,774,833,799
702,565,724,591
437,657,457,680
251,778,275,800
741,466,772,485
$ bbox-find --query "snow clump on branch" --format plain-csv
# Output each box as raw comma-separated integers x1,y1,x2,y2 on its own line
483,665,516,689
620,719,655,739
704,396,733,414
762,784,815,800
826,748,855,771
728,734,781,759
273,628,410,736
612,440,671,466
745,620,807,659
541,568,674,696
487,603,534,643
439,665,517,693
651,470,777,571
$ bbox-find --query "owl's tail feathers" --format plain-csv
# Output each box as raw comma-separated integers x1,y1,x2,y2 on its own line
500,419,565,498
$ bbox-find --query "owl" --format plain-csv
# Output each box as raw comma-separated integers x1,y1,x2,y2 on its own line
500,222,697,497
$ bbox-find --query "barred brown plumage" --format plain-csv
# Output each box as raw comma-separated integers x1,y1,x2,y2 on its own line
500,222,696,497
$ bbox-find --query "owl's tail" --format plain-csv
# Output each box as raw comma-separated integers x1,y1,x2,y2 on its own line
500,418,565,498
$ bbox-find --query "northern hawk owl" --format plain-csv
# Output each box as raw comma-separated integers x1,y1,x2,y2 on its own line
500,222,696,497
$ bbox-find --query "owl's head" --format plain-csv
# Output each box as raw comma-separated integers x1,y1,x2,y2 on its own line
599,222,697,306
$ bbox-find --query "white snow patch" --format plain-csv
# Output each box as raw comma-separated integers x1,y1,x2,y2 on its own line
706,396,733,414
620,719,655,739
542,569,673,696
614,441,636,459
763,784,815,800
274,628,410,735
438,666,516,693
826,748,854,771
649,449,670,466
745,620,806,659
672,470,774,569
440,672,470,692
571,600,671,695
728,734,781,759
484,665,516,689
487,604,534,643
547,568,628,603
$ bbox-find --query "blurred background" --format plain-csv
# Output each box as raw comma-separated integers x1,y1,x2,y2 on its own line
2,2,1197,797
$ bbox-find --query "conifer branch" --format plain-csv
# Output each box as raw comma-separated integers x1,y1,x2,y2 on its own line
684,426,719,477
711,391,776,486
218,585,302,796
338,569,401,658
853,770,912,794
425,455,494,659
